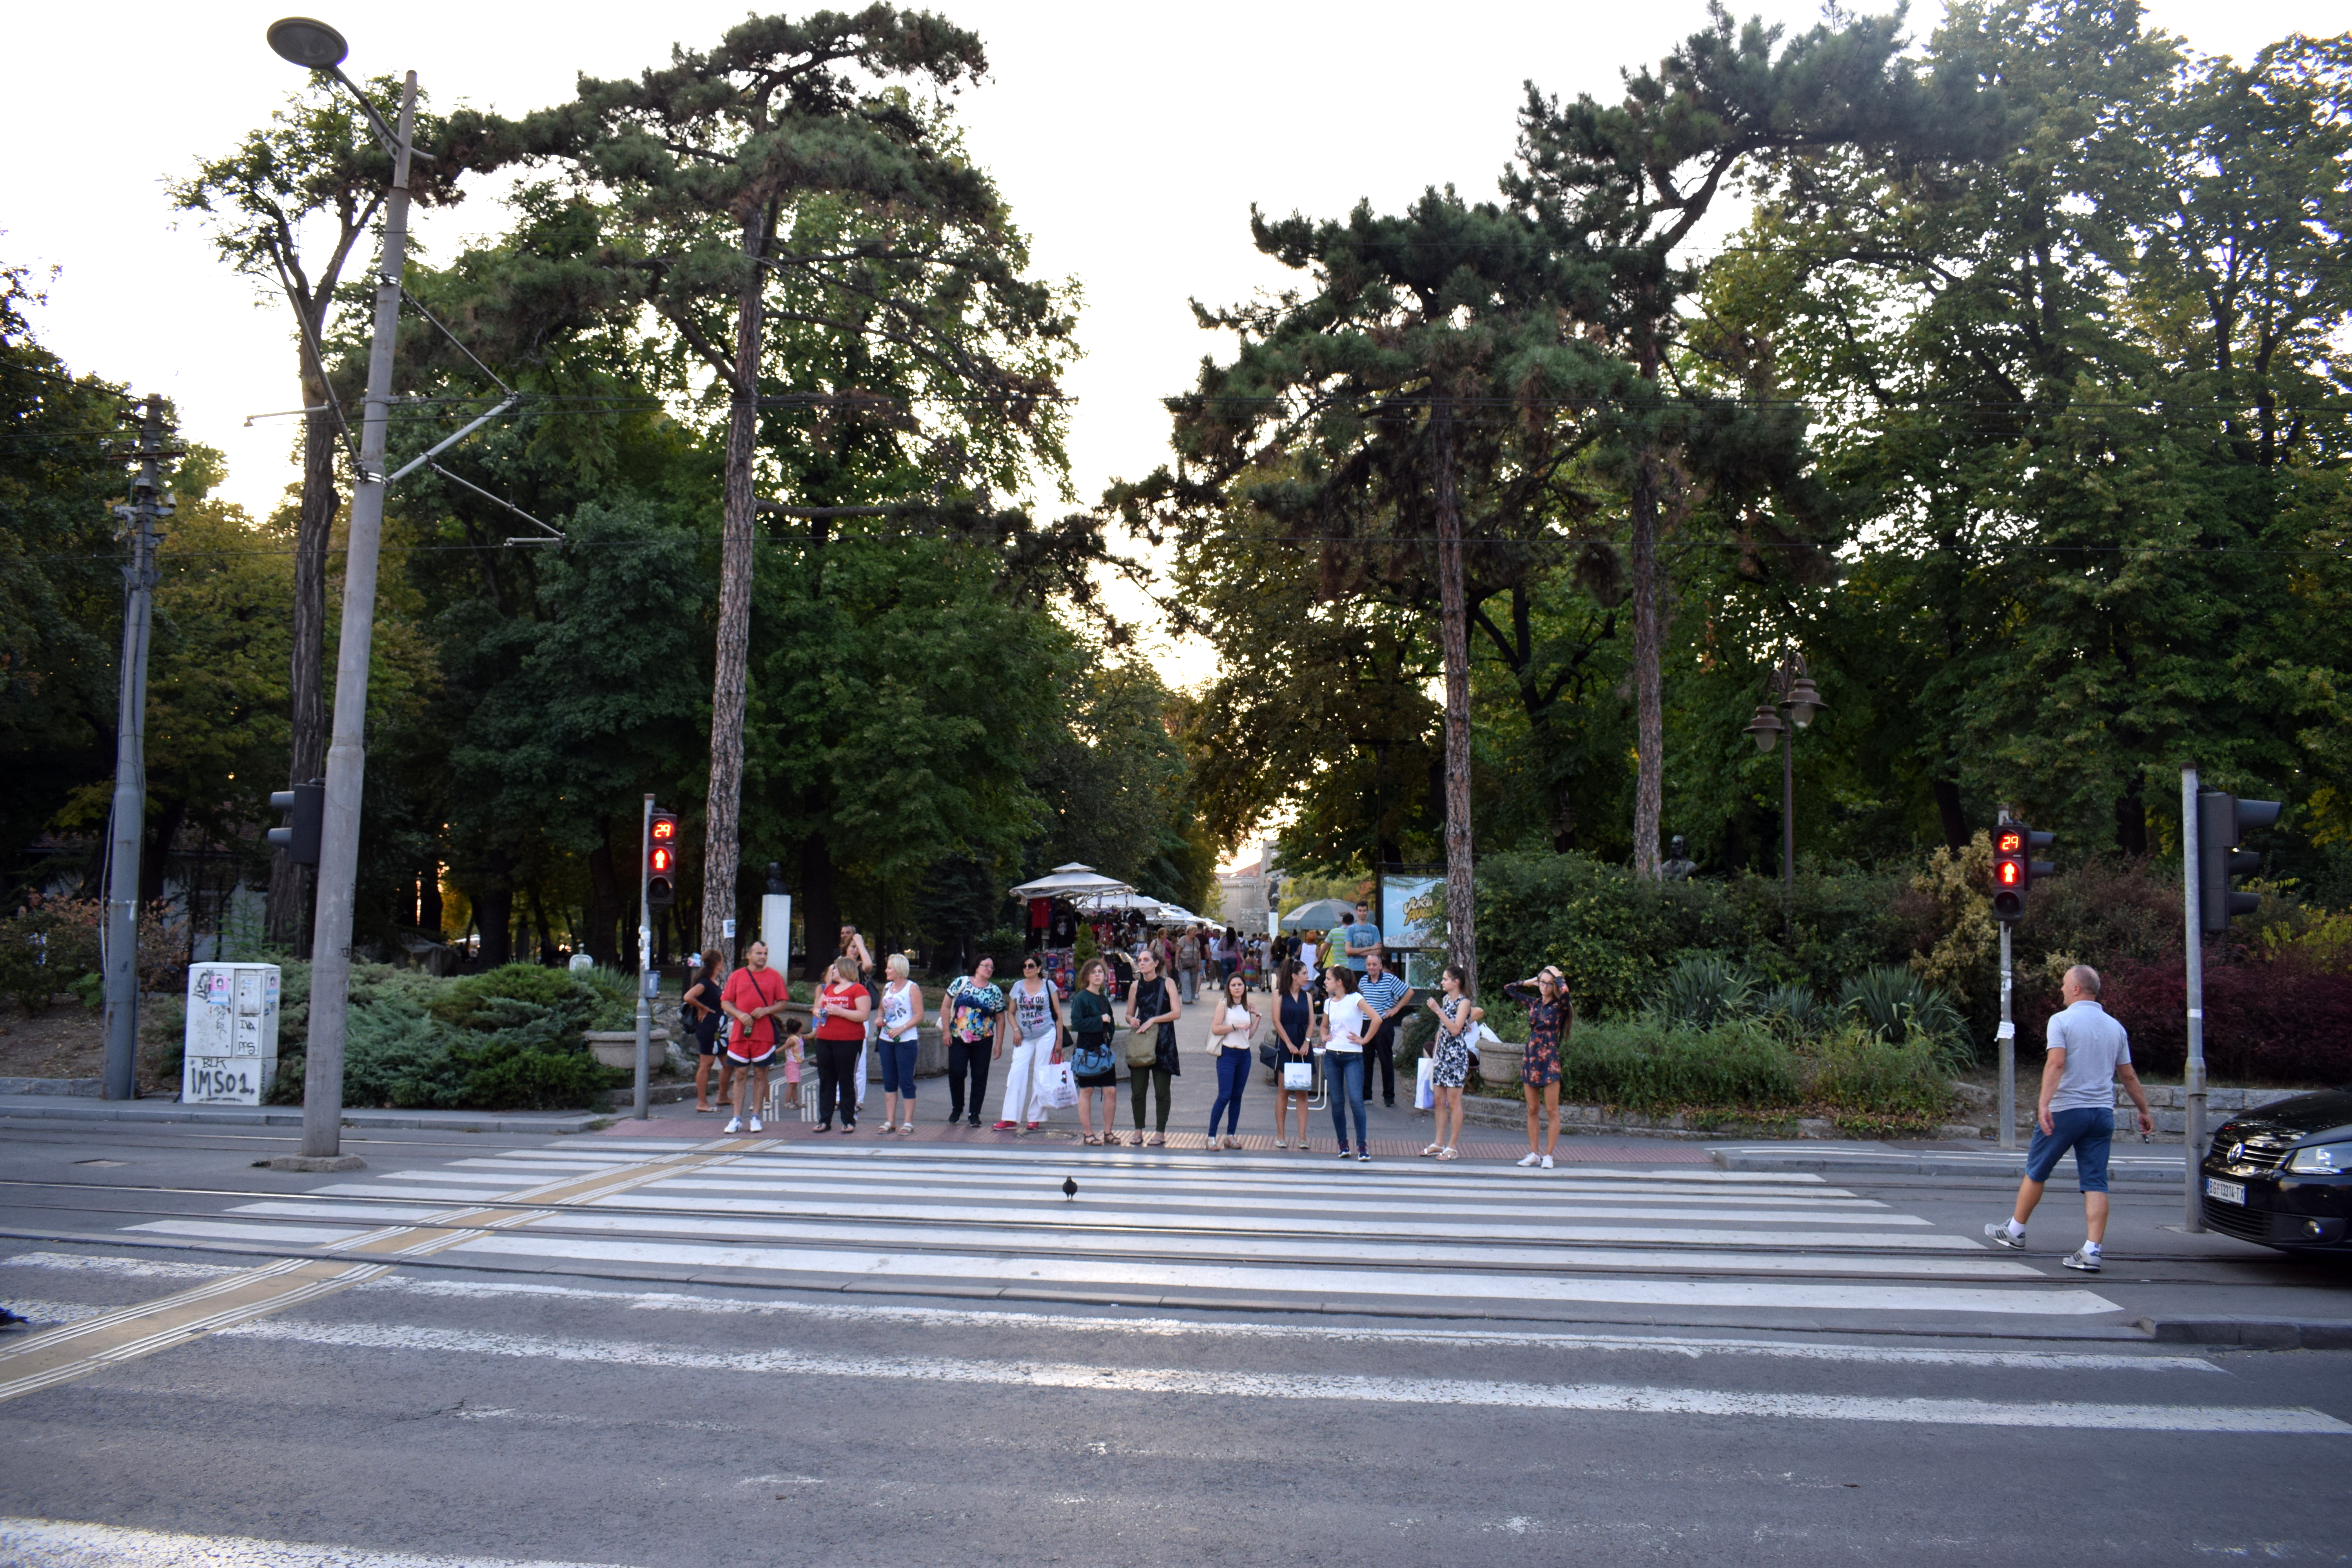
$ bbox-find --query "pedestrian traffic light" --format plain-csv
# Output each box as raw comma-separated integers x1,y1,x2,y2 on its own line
647,809,678,907
1990,822,2055,924
267,780,323,866
2197,790,2281,931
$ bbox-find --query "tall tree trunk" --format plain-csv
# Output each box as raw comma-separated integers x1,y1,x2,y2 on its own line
1629,309,1666,882
587,829,622,970
799,832,840,984
419,863,442,940
267,365,337,951
1432,396,1477,996
2114,776,2149,857
476,885,515,967
1931,779,1969,851
700,205,775,974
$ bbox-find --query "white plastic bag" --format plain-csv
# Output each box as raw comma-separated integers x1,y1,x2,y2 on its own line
1282,1060,1314,1092
1044,1059,1078,1109
1414,1056,1436,1110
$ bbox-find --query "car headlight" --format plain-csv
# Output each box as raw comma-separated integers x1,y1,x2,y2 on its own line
2285,1141,2352,1175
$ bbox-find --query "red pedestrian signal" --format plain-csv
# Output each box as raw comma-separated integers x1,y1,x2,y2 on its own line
1990,821,2054,924
647,809,679,907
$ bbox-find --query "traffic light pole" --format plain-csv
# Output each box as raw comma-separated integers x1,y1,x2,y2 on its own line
2181,765,2206,1233
299,72,417,1164
635,792,652,1122
1996,923,2015,1151
101,395,167,1101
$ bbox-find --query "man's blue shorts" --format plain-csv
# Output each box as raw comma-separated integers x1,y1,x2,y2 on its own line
2024,1107,2114,1192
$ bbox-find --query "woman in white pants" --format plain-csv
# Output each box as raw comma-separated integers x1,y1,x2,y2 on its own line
992,953,1063,1132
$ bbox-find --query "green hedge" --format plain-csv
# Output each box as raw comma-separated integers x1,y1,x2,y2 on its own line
270,962,623,1111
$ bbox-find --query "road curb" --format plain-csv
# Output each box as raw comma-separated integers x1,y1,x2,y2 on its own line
2137,1316,2352,1350
0,1095,601,1136
1710,1148,2187,1185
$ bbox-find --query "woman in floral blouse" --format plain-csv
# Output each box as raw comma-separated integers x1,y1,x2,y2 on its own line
1502,964,1573,1171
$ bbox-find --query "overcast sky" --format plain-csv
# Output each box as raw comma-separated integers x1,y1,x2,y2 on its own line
4,0,2330,687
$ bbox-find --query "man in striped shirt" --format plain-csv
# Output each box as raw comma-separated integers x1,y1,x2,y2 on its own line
1356,948,1412,1111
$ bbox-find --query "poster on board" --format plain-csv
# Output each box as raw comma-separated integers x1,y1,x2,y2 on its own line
1381,872,1443,987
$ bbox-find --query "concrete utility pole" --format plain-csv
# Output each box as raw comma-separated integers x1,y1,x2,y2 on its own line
2181,765,2206,1233
101,395,169,1101
299,67,419,1163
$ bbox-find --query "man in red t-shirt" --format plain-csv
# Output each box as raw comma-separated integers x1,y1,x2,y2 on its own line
720,940,789,1133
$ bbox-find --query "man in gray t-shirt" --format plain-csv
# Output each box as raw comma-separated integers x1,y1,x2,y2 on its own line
1984,965,2155,1273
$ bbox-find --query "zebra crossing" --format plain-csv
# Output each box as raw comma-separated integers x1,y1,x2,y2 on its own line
102,1136,2131,1323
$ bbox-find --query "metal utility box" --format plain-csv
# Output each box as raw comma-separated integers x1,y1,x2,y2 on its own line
183,963,281,1105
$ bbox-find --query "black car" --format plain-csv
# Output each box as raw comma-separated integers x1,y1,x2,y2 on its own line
2201,1088,2352,1250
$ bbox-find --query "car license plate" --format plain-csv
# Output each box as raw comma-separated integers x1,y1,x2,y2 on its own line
2205,1177,2246,1205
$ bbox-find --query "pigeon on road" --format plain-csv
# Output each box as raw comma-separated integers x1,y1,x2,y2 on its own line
1062,1175,1078,1201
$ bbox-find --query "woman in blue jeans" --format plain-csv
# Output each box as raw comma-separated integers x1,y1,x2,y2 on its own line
874,952,924,1134
1321,967,1371,1161
1205,971,1261,1149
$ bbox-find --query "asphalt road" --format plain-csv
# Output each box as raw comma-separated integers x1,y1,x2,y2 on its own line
2,1113,2348,1568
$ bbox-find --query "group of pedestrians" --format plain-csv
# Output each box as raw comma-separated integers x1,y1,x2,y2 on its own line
676,927,2155,1266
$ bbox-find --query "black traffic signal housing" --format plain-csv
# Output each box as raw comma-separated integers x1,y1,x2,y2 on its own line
2198,790,2281,931
268,780,324,866
647,809,679,907
1991,822,2056,924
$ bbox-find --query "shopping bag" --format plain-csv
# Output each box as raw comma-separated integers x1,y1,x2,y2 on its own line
1414,1056,1436,1110
1043,1060,1079,1109
1282,1060,1314,1092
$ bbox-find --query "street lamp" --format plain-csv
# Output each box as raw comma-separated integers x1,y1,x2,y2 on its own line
1743,655,1827,940
269,16,420,1165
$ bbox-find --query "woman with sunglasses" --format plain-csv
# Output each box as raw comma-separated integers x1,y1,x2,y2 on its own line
993,953,1063,1133
1503,964,1573,1169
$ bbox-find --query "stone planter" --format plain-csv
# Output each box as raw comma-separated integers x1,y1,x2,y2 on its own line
1476,1041,1524,1092
583,1029,669,1070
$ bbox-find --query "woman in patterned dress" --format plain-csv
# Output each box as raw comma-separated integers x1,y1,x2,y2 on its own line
1503,965,1573,1170
1419,964,1481,1160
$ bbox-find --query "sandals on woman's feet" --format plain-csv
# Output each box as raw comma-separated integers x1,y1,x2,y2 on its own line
1082,1133,1101,1146
1145,1133,1165,1147
1437,1146,1459,1160
1420,1143,1442,1157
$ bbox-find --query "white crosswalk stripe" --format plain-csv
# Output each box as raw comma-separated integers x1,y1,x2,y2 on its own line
60,1136,2142,1321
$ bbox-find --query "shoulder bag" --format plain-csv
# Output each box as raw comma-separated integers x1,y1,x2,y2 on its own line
1125,979,1166,1067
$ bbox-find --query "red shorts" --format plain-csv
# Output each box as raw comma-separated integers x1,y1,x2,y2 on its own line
725,1046,775,1067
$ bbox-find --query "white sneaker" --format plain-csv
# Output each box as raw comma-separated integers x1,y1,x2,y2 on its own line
748,1116,763,1132
1517,1152,1541,1167
723,1118,742,1134
1539,1155,1554,1170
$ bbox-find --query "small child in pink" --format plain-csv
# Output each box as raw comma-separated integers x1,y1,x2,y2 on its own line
779,1018,806,1087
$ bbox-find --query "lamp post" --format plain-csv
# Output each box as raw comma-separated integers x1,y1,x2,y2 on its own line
267,16,417,1163
1742,654,1827,942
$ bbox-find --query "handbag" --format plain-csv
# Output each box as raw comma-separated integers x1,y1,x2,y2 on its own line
1414,1056,1436,1110
1074,1038,1115,1078
1257,1042,1280,1073
1124,980,1167,1067
1282,1059,1314,1092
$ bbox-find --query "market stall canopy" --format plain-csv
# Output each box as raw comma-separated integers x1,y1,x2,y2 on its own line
1279,898,1357,931
1154,905,1203,924
1073,889,1163,916
1009,863,1133,899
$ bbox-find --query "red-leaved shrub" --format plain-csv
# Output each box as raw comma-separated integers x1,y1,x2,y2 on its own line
2069,950,2352,1085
